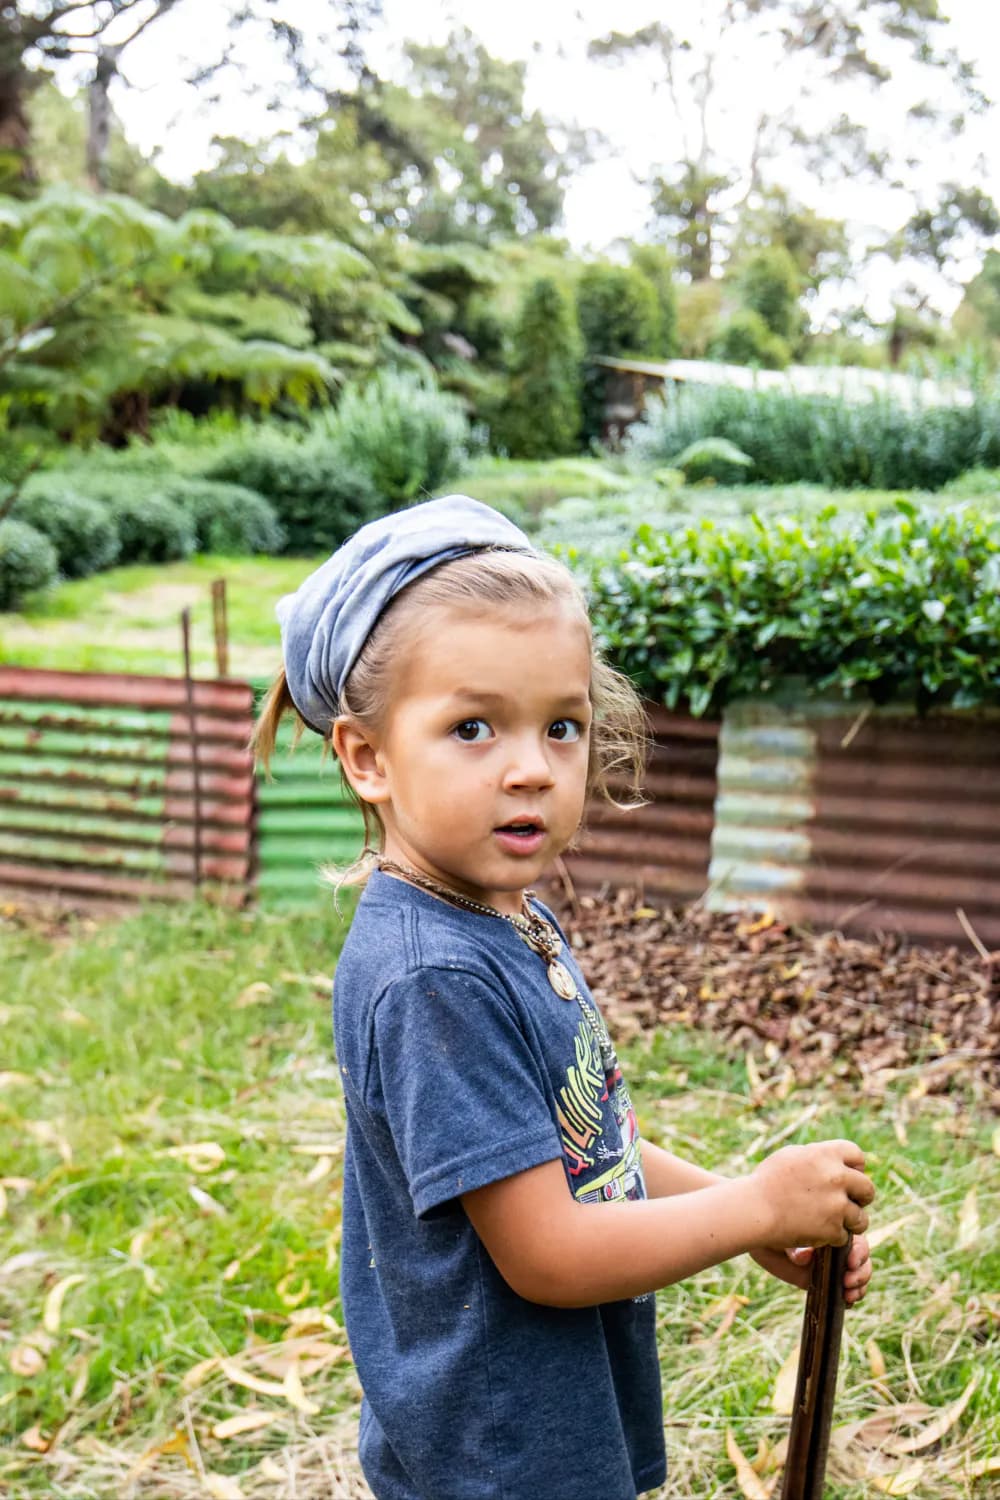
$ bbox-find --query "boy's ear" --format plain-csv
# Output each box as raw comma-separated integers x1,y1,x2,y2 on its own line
331,717,391,805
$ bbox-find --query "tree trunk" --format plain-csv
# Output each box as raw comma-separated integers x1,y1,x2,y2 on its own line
87,47,118,193
0,47,36,190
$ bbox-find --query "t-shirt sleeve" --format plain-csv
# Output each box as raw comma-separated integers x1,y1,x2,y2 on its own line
368,965,563,1218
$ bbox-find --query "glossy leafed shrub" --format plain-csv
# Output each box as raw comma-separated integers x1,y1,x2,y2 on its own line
585,502,1000,716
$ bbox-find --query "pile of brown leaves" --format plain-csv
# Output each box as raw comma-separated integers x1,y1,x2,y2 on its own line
547,888,999,1106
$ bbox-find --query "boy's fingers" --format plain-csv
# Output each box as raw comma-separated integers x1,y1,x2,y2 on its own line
831,1139,866,1169
846,1205,869,1235
846,1168,875,1205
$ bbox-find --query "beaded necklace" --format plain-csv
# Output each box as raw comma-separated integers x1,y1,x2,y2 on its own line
376,856,619,1077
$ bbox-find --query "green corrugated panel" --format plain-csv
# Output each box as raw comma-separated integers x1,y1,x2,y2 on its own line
0,724,171,764
0,829,169,873
252,685,365,906
0,701,173,736
0,750,170,793
0,780,166,819
0,806,166,845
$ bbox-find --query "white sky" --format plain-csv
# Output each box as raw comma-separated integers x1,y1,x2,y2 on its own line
52,1,1000,319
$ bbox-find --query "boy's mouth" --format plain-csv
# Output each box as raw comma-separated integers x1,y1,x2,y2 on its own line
494,819,547,854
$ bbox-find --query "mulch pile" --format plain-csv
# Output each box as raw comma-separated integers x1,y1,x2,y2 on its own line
545,887,1000,1107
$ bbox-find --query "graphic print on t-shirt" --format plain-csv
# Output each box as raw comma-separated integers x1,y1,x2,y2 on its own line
555,1018,644,1204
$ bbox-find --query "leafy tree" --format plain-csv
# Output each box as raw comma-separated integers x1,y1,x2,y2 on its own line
628,243,678,358
588,5,989,283
0,0,383,192
733,245,804,345
495,277,581,459
577,261,661,443
577,263,659,359
730,187,848,290
674,280,725,359
954,249,1000,346
0,187,375,439
334,27,586,245
710,308,791,369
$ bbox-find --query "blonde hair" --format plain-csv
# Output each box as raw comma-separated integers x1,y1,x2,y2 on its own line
252,548,649,887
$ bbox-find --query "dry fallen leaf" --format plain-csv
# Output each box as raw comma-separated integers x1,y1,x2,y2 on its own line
220,1359,288,1399
211,1410,277,1441
204,1473,244,1498
43,1273,85,1334
10,1339,47,1378
20,1425,50,1452
867,1214,919,1251
872,1460,926,1494
305,1155,333,1184
126,1428,195,1482
165,1142,226,1173
957,1188,980,1251
283,1363,320,1417
68,1354,90,1407
181,1356,220,1392
258,1456,285,1481
834,1403,933,1451
772,1344,800,1416
0,1071,33,1089
886,1375,979,1456
188,1185,227,1216
725,1428,777,1499
235,980,272,1008
276,1272,312,1308
962,1455,1000,1481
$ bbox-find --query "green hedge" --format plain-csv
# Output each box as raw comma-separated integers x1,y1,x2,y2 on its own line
11,486,120,578
203,431,380,553
164,479,285,555
584,502,1000,716
0,520,59,609
628,381,1000,490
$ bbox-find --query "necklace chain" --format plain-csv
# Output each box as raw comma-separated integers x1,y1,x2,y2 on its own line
375,856,618,1076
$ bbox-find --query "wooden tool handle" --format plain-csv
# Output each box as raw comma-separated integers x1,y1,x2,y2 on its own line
779,1238,852,1500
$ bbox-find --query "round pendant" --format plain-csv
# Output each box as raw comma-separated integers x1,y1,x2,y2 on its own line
547,960,578,1000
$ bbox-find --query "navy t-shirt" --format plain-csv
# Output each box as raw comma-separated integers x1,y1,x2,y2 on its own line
333,869,666,1500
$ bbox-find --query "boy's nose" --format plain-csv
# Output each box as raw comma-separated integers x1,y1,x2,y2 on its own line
503,736,556,789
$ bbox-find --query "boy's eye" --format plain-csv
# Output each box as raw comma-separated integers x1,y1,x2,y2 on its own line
453,719,492,743
548,719,583,742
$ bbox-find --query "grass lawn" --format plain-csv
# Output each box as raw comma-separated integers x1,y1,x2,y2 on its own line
0,554,315,681
2,900,996,1498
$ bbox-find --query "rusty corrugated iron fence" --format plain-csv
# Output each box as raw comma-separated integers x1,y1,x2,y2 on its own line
0,666,254,906
3,665,998,950
709,698,1000,948
563,706,720,903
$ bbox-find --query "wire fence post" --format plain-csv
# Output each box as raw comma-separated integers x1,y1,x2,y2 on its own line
211,578,229,678
181,607,203,890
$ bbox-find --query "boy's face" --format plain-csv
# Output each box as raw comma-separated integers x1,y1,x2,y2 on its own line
363,601,592,916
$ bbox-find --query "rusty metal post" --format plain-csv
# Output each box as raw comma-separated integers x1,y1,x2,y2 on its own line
780,1239,852,1500
181,608,203,889
211,578,229,679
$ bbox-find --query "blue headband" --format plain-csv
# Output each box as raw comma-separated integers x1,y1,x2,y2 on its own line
276,494,536,735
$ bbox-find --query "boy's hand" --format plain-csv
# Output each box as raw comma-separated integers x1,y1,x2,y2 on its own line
773,1232,873,1306
750,1139,874,1249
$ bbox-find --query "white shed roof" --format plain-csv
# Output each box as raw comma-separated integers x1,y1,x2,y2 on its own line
594,356,973,409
